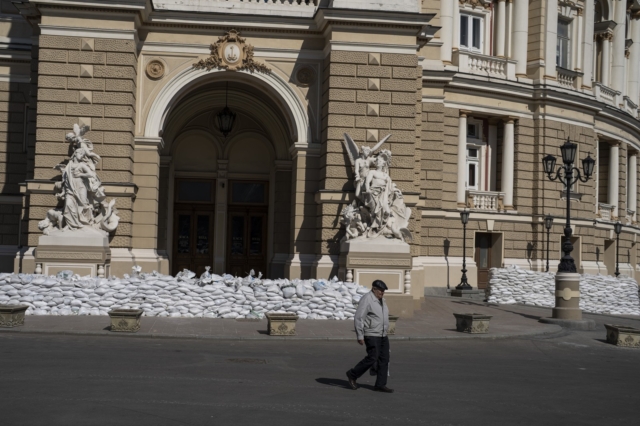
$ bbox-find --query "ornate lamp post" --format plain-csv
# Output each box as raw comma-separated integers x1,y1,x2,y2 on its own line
541,138,595,326
456,209,472,290
614,221,622,278
544,214,554,272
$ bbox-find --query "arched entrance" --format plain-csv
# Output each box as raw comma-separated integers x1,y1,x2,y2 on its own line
154,75,299,277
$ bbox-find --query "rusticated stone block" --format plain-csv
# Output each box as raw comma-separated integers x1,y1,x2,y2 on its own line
93,144,133,157
104,131,134,145
39,35,81,50
104,105,134,118
94,65,136,80
34,142,70,155
92,118,134,132
329,76,368,90
328,115,355,127
38,76,67,89
357,91,391,103
392,117,417,130
36,129,66,142
392,92,418,104
39,63,79,77
328,89,356,102
330,51,368,64
393,67,418,79
66,104,104,117
67,77,105,91
381,104,415,117
380,79,417,92
102,157,133,170
93,92,135,105
106,79,136,92
106,52,137,67
357,65,392,78
329,63,356,76
38,102,65,116
94,38,136,53
328,102,365,115
355,116,390,129
39,49,68,63
36,115,78,129
381,53,418,67
68,51,106,66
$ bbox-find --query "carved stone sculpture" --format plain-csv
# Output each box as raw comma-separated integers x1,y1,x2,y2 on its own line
38,124,120,236
340,133,412,243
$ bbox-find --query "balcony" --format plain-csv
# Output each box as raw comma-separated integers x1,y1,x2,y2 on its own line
597,203,616,221
594,82,621,108
453,51,516,80
623,96,638,119
466,190,505,212
153,0,320,17
556,67,582,90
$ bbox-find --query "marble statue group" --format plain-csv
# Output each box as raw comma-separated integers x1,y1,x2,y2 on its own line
341,133,412,243
38,124,120,235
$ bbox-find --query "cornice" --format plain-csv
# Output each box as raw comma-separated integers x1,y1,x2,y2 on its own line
29,0,146,10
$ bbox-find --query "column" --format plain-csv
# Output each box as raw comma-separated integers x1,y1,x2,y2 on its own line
457,111,469,207
488,121,498,191
628,152,638,222
611,0,627,95
213,160,228,274
582,0,595,87
609,142,620,218
544,0,559,79
495,0,507,57
505,0,513,57
575,9,583,71
453,2,460,51
628,17,640,103
501,118,515,209
602,34,611,86
512,0,530,77
440,0,454,64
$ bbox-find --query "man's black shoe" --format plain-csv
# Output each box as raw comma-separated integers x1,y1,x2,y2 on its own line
346,372,358,390
373,386,394,393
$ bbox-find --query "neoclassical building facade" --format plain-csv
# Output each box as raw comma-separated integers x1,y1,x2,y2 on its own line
1,0,640,302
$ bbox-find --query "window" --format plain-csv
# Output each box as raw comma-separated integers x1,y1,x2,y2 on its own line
460,14,482,52
557,19,571,68
466,146,480,191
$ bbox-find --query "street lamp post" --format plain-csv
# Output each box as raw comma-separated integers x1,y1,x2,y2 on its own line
541,138,596,326
456,209,472,290
614,221,622,278
544,214,554,273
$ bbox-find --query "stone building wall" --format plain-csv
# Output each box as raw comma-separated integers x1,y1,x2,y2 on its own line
29,35,137,248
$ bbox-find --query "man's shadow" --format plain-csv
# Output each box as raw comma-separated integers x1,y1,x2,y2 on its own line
315,378,376,391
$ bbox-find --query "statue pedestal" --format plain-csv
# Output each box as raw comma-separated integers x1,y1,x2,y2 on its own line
35,228,111,277
340,237,415,317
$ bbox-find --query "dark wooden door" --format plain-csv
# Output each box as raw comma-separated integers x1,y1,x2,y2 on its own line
172,210,214,276
227,209,267,277
475,233,492,289
172,179,216,276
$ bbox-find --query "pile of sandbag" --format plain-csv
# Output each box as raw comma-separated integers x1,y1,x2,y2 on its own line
486,265,640,316
0,269,370,320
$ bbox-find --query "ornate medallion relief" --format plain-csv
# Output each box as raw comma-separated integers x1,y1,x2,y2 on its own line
295,66,316,87
146,59,166,80
193,29,270,73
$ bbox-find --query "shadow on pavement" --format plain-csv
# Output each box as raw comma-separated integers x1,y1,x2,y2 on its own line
316,378,376,391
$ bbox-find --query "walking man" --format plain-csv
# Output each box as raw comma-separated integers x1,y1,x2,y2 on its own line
346,280,393,393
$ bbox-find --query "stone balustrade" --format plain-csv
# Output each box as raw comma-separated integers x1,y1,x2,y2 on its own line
626,209,635,226
467,190,505,212
594,82,621,107
153,0,319,17
556,67,582,90
624,96,639,118
453,51,516,80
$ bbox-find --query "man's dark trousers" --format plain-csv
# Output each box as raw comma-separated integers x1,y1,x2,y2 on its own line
348,336,389,387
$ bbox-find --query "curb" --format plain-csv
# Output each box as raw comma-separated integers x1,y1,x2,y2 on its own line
0,324,565,342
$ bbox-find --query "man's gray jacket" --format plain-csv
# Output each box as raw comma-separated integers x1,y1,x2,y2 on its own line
354,291,389,340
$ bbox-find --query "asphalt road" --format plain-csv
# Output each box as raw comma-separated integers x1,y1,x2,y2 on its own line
1,329,638,426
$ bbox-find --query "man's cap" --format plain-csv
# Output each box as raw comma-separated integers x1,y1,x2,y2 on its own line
372,280,388,291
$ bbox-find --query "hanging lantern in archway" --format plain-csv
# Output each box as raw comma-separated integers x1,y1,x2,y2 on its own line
217,83,236,137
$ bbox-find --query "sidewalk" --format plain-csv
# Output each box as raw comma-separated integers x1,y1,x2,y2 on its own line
2,296,639,341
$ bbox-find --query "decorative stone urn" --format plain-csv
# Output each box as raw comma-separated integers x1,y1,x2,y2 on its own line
388,315,399,335
453,313,492,334
108,309,143,333
605,324,640,348
265,313,298,336
0,305,29,328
